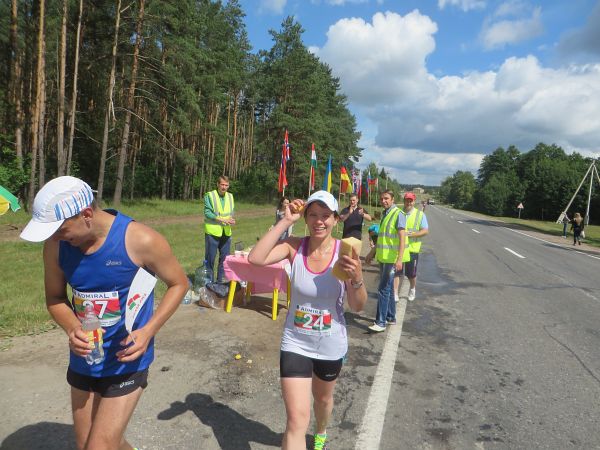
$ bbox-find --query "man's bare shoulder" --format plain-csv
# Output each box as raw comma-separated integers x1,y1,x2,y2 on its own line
125,221,170,265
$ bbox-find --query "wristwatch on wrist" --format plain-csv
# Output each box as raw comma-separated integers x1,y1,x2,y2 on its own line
350,279,364,289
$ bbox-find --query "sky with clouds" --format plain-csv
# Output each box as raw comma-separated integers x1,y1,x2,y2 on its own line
240,0,600,185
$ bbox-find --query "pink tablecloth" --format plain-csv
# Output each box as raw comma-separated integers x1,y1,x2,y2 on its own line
223,255,289,294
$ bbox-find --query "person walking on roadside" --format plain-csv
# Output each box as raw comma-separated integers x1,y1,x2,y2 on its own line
204,175,235,282
571,212,584,245
20,176,188,450
367,190,406,333
339,193,372,240
562,213,570,238
249,190,367,450
400,192,429,301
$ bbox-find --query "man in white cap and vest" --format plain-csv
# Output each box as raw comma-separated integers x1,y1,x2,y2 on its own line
401,192,429,301
203,175,235,283
20,176,188,450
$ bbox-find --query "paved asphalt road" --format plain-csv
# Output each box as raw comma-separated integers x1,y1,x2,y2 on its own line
2,205,600,449
376,206,600,450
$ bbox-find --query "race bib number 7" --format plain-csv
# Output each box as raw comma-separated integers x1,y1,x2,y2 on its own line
294,305,332,336
73,289,121,327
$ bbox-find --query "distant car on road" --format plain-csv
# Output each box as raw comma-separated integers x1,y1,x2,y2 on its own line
427,198,435,205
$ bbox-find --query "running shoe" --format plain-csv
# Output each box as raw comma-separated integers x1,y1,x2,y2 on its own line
386,319,397,325
408,288,416,301
314,433,328,450
368,323,386,332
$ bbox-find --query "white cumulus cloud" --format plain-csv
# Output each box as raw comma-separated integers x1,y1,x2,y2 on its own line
438,0,486,12
259,0,287,14
314,11,438,106
315,9,600,185
480,5,543,49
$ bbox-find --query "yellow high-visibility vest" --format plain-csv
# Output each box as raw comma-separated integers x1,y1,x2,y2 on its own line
376,206,402,263
204,191,234,237
402,207,424,254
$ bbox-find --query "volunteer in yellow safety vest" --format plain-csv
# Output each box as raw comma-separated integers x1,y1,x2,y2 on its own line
204,175,235,283
400,192,429,301
367,190,407,333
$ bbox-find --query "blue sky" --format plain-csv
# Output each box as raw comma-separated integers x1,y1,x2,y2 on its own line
239,0,600,185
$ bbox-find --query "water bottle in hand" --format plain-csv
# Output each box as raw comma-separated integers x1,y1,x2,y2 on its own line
82,304,104,365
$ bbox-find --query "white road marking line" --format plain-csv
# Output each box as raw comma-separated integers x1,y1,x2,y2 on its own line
355,282,409,450
457,220,463,223
472,229,480,233
504,247,526,259
448,212,600,262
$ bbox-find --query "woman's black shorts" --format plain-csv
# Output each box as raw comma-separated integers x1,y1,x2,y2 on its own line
280,351,343,382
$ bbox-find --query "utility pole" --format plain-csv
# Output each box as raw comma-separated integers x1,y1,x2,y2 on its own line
557,159,599,225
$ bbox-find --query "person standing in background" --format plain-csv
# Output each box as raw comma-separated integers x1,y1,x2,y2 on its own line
20,176,188,450
562,213,570,238
339,193,372,240
400,192,429,301
368,190,406,333
204,176,235,282
571,212,584,245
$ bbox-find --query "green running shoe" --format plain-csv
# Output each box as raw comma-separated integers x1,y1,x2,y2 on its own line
314,433,328,450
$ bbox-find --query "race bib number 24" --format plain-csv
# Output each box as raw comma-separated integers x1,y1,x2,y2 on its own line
294,305,332,335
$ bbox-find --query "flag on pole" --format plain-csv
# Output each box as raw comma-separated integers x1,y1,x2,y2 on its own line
352,169,362,200
283,129,290,161
340,166,351,193
365,170,371,194
322,154,332,192
309,144,317,191
278,130,290,192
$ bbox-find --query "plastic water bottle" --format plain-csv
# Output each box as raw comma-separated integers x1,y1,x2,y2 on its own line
194,260,212,293
82,304,104,365
182,278,193,304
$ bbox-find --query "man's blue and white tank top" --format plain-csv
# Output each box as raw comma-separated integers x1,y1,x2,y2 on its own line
281,238,347,360
59,210,154,377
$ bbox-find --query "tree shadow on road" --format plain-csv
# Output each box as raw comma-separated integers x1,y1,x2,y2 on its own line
158,393,283,449
1,422,76,450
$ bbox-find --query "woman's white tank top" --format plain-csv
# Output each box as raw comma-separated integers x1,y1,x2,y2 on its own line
281,237,347,360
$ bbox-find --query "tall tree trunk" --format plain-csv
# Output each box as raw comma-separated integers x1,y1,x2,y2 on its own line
231,91,239,177
129,132,140,200
66,0,83,176
97,0,121,202
248,106,254,171
224,93,231,174
113,0,145,206
9,0,23,170
56,0,67,175
38,36,46,188
27,0,45,208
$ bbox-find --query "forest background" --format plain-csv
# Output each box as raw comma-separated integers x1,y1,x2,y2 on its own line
0,0,597,223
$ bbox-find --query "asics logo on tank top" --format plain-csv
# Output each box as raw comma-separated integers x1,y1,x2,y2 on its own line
105,259,122,266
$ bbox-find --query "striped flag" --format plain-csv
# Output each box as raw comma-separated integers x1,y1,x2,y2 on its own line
322,155,332,193
278,130,290,192
309,144,317,191
340,166,351,193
